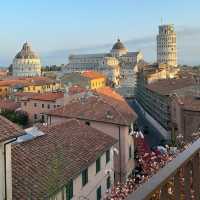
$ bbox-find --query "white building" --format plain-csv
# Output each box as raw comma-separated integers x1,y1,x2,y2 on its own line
0,116,25,200
12,42,41,77
64,39,143,94
157,24,177,67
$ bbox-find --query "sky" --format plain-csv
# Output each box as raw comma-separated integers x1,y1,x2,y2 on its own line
0,0,200,66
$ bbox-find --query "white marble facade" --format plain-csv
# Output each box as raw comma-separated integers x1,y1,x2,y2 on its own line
12,42,41,77
64,39,143,95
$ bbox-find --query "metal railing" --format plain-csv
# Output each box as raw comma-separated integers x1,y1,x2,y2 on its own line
127,138,200,200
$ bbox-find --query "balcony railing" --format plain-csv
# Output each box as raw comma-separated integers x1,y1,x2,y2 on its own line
127,138,200,200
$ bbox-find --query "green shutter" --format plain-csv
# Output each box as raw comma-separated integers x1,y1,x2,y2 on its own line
106,176,111,189
96,186,101,200
129,145,132,159
106,149,110,163
82,168,88,186
66,180,73,200
96,157,101,173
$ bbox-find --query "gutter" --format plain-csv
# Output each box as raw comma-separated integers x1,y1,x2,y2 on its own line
4,137,17,200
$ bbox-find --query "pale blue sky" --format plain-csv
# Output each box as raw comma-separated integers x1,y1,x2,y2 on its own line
0,0,200,65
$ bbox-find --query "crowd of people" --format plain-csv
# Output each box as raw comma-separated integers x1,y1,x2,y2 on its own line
103,131,183,200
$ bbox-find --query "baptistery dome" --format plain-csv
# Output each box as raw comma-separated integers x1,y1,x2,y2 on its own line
111,39,128,57
12,42,41,77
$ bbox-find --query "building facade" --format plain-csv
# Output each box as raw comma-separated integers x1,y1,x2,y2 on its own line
157,24,177,67
63,39,143,96
61,71,106,90
15,92,64,123
0,77,61,98
0,116,25,200
12,120,117,200
46,88,137,182
171,94,200,141
12,42,41,77
136,76,195,137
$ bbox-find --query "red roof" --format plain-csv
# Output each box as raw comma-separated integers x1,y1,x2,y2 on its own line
47,90,137,126
0,116,25,142
0,100,20,111
15,92,64,102
146,78,195,95
12,119,117,199
30,92,64,101
68,85,87,95
95,87,125,102
82,71,105,79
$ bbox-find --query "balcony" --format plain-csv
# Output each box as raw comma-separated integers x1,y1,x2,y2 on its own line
126,138,200,200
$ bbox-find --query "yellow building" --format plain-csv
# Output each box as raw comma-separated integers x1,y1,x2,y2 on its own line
61,71,106,90
82,71,106,89
0,77,61,98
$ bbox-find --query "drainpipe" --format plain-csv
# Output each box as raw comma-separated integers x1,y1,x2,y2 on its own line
4,137,17,200
118,126,122,183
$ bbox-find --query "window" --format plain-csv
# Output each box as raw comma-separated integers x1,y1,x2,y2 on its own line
34,114,37,120
85,121,90,126
82,168,88,186
106,176,111,189
96,157,101,174
129,145,132,159
41,115,45,122
106,149,110,163
66,180,73,200
34,103,37,107
24,102,27,106
42,104,44,108
54,105,56,108
47,104,50,109
96,186,101,200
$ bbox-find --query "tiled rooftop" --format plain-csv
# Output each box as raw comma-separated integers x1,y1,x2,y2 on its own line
0,116,25,143
146,78,195,95
47,89,137,126
82,71,105,79
68,85,87,95
15,92,64,101
0,99,20,111
12,119,117,199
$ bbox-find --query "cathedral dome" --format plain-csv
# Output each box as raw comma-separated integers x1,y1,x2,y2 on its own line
15,42,39,59
112,39,126,50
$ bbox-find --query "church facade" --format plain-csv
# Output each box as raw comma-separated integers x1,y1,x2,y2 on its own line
63,39,143,96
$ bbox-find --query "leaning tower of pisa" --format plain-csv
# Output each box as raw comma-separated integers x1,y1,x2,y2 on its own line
157,24,177,67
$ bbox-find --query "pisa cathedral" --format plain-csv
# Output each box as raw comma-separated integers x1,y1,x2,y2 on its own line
63,39,144,97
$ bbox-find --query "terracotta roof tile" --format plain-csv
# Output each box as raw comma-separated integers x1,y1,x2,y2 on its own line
47,90,137,126
82,71,105,79
0,100,20,111
146,78,195,95
30,92,64,101
0,116,25,142
68,85,87,95
12,120,117,200
14,92,64,102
